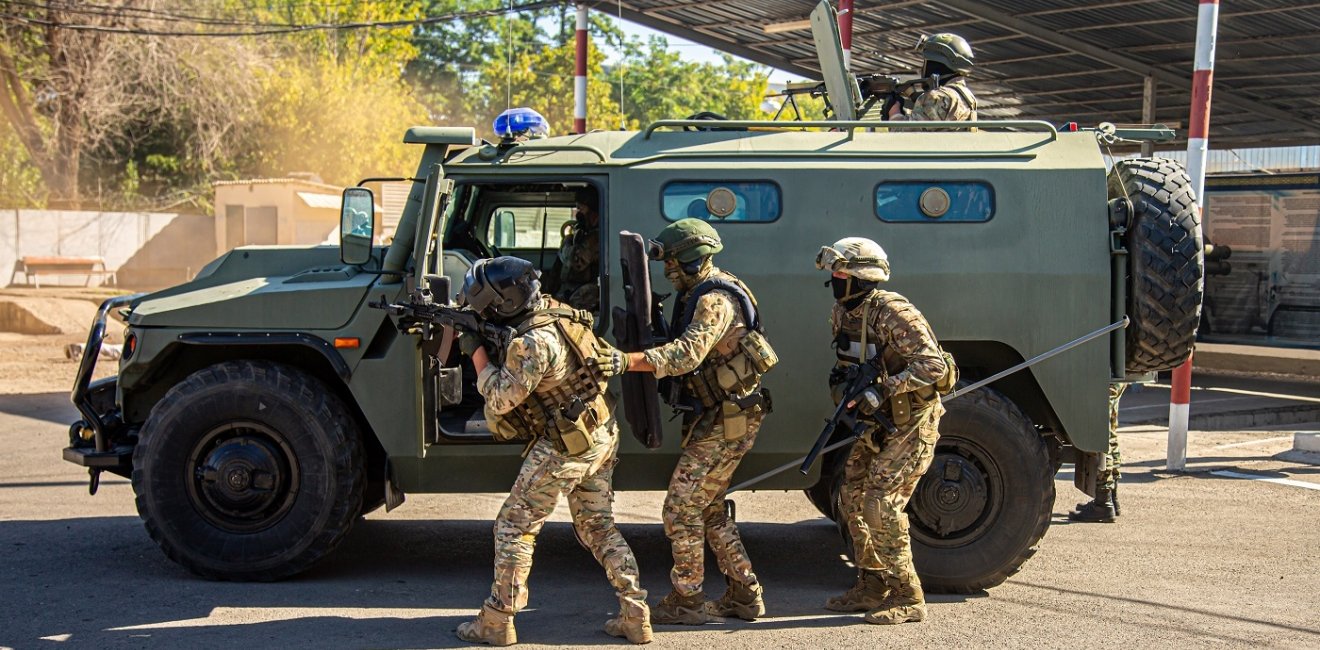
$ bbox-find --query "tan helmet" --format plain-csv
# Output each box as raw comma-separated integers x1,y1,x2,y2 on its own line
816,237,891,282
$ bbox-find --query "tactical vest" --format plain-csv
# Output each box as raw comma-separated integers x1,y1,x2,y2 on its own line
834,290,941,422
670,271,778,413
489,298,613,455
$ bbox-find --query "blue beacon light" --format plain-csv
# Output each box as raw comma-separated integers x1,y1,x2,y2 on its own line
494,107,550,139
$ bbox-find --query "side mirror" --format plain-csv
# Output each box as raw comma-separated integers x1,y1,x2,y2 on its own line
340,187,375,265
492,209,517,249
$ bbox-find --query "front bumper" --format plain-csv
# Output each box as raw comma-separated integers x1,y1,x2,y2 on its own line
64,294,144,480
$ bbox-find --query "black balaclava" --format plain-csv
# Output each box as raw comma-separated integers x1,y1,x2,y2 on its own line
831,275,876,310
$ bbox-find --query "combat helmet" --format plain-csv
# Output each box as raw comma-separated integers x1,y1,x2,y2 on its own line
816,237,891,282
647,218,723,264
462,256,541,321
917,33,974,75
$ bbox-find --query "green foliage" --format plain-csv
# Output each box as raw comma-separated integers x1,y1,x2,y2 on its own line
0,121,45,208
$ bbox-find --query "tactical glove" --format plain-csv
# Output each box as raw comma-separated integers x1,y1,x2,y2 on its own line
457,332,485,357
591,342,628,377
855,386,884,416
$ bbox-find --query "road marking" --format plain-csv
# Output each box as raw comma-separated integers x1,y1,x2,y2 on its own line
1211,436,1293,450
1147,383,1320,405
107,607,472,630
1210,470,1320,491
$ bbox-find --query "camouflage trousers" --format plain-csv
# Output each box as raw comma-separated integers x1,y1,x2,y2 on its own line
1102,383,1128,491
840,403,943,586
662,406,763,596
485,425,648,618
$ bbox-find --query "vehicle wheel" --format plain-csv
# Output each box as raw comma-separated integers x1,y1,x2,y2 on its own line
132,360,364,581
821,386,1047,594
1108,158,1204,373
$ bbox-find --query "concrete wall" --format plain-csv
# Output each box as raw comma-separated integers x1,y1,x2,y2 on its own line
2,209,213,290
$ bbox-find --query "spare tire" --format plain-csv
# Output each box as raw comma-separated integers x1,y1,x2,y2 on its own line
1108,158,1204,374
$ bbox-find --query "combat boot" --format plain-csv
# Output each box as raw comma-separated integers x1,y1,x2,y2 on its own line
455,605,517,646
651,590,712,625
604,612,654,644
1068,487,1116,523
711,579,765,621
824,570,889,612
863,578,926,625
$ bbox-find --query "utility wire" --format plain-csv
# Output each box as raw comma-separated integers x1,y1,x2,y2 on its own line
0,0,561,37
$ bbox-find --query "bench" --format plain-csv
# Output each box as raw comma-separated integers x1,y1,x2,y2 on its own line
11,256,112,288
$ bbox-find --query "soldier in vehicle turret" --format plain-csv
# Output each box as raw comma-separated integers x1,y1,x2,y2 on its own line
816,237,950,625
888,33,978,123
452,256,651,646
618,218,777,625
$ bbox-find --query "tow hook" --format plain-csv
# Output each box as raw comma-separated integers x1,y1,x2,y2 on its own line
88,468,102,496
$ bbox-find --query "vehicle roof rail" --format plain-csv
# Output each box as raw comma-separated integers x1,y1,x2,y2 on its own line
642,119,1059,140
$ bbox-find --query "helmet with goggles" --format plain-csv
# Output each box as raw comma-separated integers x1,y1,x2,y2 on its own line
647,218,724,264
816,237,891,282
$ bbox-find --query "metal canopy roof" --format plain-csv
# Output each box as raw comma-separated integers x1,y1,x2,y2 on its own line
603,0,1320,150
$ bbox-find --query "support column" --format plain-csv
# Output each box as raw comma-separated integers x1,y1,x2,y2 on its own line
1169,0,1219,472
1141,75,1157,158
838,0,854,69
574,3,588,135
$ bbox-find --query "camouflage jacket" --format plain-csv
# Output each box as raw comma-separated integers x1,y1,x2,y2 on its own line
643,267,750,380
830,289,947,399
897,78,977,123
477,297,582,415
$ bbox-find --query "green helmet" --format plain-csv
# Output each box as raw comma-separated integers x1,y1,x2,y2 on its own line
648,218,723,264
917,33,974,75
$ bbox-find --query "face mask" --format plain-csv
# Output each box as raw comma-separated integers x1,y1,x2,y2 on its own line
831,276,853,301
665,257,710,291
832,276,874,308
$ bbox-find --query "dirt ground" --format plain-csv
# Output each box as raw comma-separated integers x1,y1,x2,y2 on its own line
0,332,118,394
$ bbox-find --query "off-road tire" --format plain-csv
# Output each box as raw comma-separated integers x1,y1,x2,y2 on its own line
132,360,364,581
1109,158,1204,374
831,387,1053,593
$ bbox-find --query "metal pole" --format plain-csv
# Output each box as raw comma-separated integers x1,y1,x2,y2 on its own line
1169,0,1219,472
1141,75,1157,158
574,3,588,135
838,0,854,69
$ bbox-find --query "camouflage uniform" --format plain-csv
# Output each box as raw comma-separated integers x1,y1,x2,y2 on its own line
554,219,600,312
830,289,947,621
1102,382,1127,493
642,266,764,602
471,296,647,630
907,78,977,122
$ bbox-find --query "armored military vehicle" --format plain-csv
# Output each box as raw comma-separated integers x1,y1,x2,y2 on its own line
62,6,1202,593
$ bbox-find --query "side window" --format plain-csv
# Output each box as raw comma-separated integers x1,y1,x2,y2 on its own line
661,181,781,223
875,181,994,223
486,206,576,249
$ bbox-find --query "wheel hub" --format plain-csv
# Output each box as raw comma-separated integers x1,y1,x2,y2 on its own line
910,439,996,546
187,423,299,533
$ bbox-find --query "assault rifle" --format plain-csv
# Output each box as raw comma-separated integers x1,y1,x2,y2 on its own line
369,288,516,362
799,357,898,475
769,74,936,122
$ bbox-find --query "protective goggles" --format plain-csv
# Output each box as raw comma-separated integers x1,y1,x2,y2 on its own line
646,234,720,261
815,246,883,271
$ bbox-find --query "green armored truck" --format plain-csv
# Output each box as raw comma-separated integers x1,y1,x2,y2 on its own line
64,114,1202,592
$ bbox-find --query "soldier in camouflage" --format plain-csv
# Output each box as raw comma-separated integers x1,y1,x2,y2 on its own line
816,237,948,625
888,33,978,123
549,186,601,312
1070,383,1126,522
452,256,651,646
620,218,776,625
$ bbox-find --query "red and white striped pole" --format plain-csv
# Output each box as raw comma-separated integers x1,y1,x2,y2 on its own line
573,3,588,135
1168,0,1218,472
838,0,854,69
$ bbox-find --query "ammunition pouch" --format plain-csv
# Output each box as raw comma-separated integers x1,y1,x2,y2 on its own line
933,348,959,395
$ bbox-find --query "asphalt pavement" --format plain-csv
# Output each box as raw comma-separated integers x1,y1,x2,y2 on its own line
1,385,1317,650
